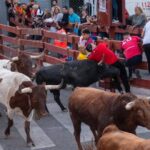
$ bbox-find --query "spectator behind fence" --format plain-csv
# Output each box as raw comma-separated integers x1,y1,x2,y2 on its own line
128,6,147,30
69,8,80,35
77,29,94,60
54,22,67,49
121,32,142,79
88,42,130,93
44,12,54,28
8,6,16,27
80,10,90,24
50,6,63,32
61,6,69,28
24,4,33,27
51,0,59,15
77,43,96,60
142,20,150,74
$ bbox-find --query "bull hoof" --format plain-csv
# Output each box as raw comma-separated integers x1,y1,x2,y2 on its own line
62,108,68,112
4,130,10,137
27,142,35,147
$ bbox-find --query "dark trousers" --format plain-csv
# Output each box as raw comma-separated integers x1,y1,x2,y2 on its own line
112,0,119,20
111,61,130,92
143,44,150,73
126,55,142,77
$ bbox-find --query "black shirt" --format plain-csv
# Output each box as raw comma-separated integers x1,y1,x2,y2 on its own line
61,13,69,26
8,8,16,26
81,16,88,24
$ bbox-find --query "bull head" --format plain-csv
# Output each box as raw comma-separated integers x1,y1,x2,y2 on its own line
125,98,150,129
11,52,44,62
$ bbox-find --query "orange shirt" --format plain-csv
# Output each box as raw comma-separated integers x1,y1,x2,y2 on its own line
54,29,67,48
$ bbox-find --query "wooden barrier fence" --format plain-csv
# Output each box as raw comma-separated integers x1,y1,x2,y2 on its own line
0,24,149,89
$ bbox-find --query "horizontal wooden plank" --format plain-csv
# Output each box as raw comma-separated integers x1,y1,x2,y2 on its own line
44,55,65,64
79,24,98,33
0,35,20,45
43,30,67,41
44,43,78,57
0,24,20,35
20,39,44,48
20,28,42,35
136,62,148,70
131,78,150,89
0,53,9,59
1,45,18,57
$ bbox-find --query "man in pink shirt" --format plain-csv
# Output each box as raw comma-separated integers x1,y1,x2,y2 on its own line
121,32,142,79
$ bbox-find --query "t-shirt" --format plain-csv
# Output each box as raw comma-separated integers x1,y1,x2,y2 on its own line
78,36,93,48
81,16,88,24
77,53,87,60
69,13,80,24
78,36,86,47
54,29,67,48
88,43,118,65
143,21,150,45
62,13,69,26
8,9,16,27
121,36,142,60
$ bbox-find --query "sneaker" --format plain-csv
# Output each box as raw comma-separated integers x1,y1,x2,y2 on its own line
135,70,141,79
112,19,119,23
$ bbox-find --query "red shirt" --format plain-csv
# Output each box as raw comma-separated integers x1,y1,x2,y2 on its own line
121,36,142,60
88,43,118,65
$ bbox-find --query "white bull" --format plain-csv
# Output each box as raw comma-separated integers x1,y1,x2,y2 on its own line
0,69,62,146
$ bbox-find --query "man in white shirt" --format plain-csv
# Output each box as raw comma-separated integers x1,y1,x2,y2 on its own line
142,20,150,74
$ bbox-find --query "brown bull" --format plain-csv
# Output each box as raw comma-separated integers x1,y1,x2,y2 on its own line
98,124,150,150
69,87,150,150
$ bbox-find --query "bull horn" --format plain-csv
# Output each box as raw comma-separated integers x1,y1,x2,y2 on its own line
45,79,64,90
21,87,32,94
147,97,150,100
12,57,19,61
98,60,103,66
30,53,44,59
125,101,135,110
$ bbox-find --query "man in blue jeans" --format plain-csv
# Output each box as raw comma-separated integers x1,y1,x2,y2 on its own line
112,0,119,22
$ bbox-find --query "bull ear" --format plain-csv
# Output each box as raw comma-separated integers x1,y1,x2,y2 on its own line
125,101,135,110
137,109,144,118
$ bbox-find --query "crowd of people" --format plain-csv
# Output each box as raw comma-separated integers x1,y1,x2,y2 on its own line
4,0,150,93
5,0,97,34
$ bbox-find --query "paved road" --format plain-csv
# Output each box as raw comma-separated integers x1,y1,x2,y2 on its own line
0,86,150,150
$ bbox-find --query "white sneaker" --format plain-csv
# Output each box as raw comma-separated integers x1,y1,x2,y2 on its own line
112,19,119,23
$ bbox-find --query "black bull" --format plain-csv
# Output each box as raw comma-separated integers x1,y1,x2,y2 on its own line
35,60,120,111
